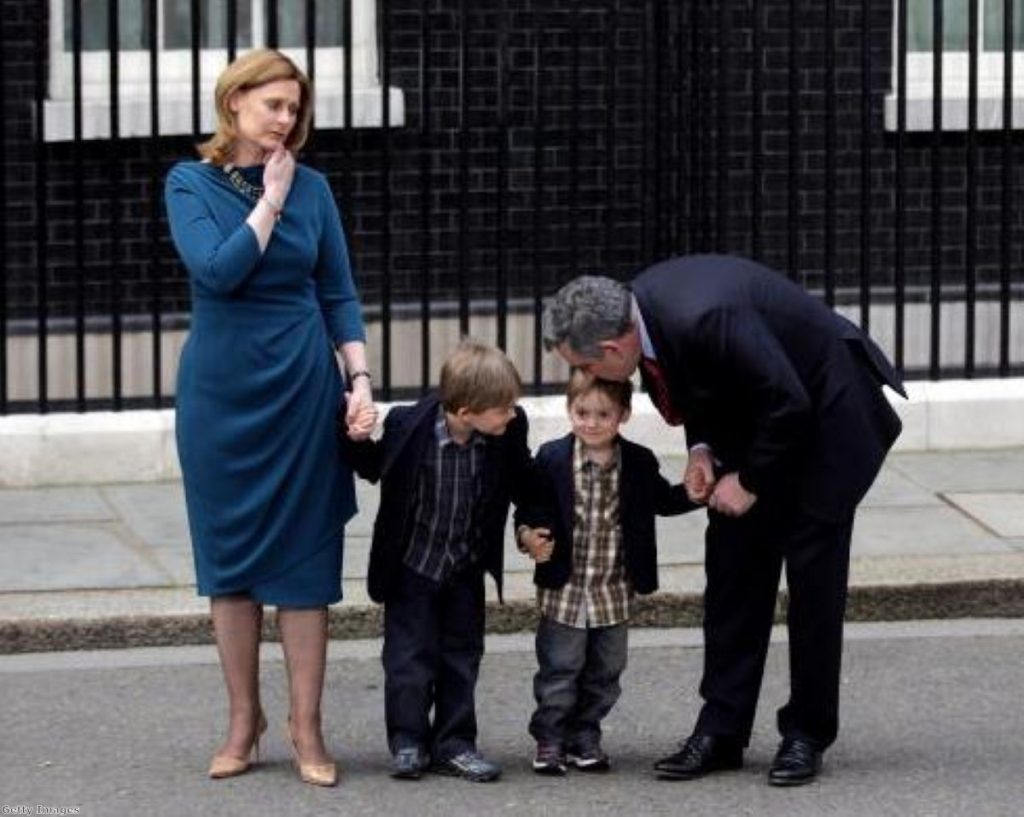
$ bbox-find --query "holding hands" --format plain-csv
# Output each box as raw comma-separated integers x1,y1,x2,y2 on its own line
684,446,716,503
518,526,555,563
685,446,757,517
345,378,377,441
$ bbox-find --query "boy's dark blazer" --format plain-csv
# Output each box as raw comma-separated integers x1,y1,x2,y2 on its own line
343,393,535,604
520,433,695,595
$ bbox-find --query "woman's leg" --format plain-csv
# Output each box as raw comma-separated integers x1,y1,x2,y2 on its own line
210,595,264,758
278,606,332,764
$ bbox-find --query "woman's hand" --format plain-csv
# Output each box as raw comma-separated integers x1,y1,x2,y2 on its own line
262,144,295,209
345,380,377,441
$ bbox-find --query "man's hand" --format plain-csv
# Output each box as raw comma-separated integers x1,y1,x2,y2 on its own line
684,446,717,503
519,526,555,563
707,473,757,517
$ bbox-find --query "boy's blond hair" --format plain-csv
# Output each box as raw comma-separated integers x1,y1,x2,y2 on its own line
566,367,632,412
440,338,522,413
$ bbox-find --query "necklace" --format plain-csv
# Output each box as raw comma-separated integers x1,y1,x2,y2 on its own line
222,164,264,203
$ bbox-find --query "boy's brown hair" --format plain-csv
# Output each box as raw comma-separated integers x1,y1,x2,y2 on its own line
440,338,522,413
566,367,632,412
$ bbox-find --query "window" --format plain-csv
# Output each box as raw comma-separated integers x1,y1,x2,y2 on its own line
45,0,404,140
887,0,1024,130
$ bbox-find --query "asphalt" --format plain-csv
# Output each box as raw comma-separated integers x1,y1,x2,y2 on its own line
2,448,1024,654
3,621,1024,816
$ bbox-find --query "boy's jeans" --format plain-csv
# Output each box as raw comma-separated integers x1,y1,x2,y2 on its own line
529,615,628,748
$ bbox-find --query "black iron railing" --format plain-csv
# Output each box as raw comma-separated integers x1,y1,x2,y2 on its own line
1,0,1022,414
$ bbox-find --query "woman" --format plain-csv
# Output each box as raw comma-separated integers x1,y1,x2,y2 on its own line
165,49,376,787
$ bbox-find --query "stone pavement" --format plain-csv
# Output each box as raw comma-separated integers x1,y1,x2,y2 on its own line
2,448,1024,653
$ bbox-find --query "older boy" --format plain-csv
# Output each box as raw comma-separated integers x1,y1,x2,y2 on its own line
343,339,537,783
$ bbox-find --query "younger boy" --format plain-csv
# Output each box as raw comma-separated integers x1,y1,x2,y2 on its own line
343,338,537,783
516,369,696,774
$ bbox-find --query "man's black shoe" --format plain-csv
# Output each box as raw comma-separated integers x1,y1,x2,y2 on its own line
654,734,743,780
768,738,822,787
391,745,429,780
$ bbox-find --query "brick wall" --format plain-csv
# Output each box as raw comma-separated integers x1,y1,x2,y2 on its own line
1,0,657,323
2,0,1023,339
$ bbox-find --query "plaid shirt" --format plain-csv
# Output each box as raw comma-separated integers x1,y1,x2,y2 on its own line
403,408,486,581
538,437,632,627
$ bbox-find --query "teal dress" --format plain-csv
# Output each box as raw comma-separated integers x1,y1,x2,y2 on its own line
165,160,364,606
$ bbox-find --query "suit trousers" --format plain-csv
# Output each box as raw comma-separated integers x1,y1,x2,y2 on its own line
694,500,854,750
382,563,486,760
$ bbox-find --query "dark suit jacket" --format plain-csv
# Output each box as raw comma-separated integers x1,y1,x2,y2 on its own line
516,433,696,595
342,394,536,604
632,254,905,523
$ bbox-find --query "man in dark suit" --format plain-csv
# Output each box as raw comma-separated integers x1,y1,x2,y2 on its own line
542,254,904,786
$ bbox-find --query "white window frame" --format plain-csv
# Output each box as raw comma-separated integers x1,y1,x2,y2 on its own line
886,1,1024,130
44,0,404,141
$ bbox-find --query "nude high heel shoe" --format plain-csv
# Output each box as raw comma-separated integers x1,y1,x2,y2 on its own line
284,721,338,787
208,710,268,779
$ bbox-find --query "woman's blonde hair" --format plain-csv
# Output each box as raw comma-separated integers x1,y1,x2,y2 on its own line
440,338,522,413
197,49,313,166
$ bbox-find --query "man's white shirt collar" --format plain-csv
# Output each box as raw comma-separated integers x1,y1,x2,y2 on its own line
632,296,656,360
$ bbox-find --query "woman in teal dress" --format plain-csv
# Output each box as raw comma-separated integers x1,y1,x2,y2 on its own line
165,50,376,787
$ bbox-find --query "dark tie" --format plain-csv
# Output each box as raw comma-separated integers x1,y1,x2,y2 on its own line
640,356,685,426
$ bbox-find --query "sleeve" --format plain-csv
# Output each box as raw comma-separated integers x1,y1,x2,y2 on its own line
694,307,811,497
644,449,698,516
164,165,263,294
505,410,545,516
314,174,366,346
512,446,558,531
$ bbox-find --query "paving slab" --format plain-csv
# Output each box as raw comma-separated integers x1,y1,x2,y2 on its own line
0,486,116,524
144,547,198,585
0,523,174,591
888,448,1024,493
860,466,944,508
3,448,1024,653
99,483,189,548
942,492,1024,540
850,505,1016,556
340,534,371,579
655,511,707,562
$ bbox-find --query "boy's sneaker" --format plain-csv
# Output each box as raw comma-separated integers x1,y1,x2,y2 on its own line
391,745,429,780
567,742,611,772
432,749,501,782
532,742,568,776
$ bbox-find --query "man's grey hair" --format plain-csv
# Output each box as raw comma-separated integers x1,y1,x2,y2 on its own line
541,275,633,358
